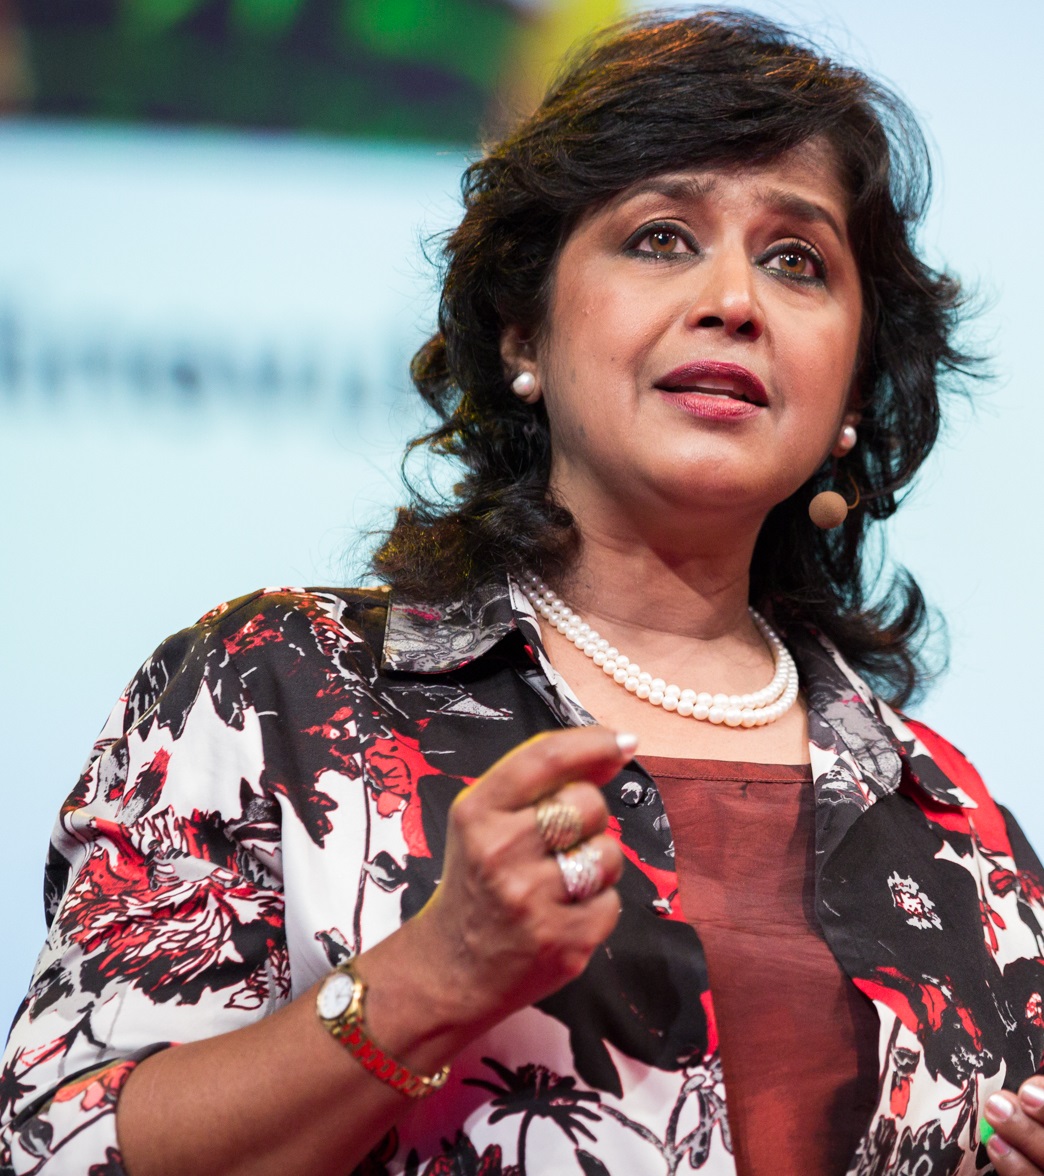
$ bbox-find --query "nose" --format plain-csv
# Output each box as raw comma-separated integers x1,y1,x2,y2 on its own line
683,248,763,340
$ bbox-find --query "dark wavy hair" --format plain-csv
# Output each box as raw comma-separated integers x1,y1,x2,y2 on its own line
371,8,979,705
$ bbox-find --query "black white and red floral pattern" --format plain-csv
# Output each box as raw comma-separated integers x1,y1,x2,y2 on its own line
2,580,1042,1175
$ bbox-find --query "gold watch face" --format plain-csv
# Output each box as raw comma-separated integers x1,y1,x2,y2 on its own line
317,971,355,1021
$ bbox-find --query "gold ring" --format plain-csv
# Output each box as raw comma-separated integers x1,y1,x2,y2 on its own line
535,797,584,853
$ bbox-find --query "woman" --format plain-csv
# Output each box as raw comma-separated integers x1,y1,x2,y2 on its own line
3,10,1043,1176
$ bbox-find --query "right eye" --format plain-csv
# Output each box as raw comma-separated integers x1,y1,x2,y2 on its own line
627,223,697,257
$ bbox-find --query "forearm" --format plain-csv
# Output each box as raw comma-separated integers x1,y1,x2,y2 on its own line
114,726,628,1176
116,917,473,1176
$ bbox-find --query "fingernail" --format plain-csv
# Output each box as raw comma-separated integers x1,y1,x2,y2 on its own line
1022,1082,1044,1111
986,1093,1015,1123
616,732,639,757
987,1133,1012,1157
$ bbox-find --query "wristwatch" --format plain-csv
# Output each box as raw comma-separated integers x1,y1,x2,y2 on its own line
315,960,451,1099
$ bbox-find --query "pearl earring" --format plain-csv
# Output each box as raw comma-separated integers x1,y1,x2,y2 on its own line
511,371,539,403
835,424,858,454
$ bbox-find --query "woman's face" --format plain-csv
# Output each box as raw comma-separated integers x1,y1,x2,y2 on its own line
514,143,863,542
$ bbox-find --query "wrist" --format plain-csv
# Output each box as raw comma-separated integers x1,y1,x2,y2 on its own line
316,961,450,1098
347,916,486,1077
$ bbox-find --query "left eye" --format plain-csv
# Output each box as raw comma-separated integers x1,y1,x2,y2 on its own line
763,244,824,280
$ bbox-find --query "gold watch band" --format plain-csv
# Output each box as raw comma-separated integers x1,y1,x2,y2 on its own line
316,961,451,1099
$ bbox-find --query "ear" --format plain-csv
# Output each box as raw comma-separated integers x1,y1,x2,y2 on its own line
500,324,537,368
500,325,542,404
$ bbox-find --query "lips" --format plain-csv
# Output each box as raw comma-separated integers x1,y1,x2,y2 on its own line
654,361,768,406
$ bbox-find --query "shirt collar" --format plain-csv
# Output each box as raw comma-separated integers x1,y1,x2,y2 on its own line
382,578,519,674
382,576,974,810
786,626,975,810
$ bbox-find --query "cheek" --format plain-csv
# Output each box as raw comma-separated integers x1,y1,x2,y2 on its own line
541,296,651,419
779,314,860,413
548,257,667,362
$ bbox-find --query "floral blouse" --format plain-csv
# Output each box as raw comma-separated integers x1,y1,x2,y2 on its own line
2,580,1043,1176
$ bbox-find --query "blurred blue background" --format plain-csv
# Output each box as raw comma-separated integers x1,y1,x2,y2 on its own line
2,0,1041,1023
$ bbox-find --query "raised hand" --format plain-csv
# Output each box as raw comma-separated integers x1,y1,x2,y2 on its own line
388,726,634,1036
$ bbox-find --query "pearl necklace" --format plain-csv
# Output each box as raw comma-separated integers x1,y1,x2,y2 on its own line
520,572,799,728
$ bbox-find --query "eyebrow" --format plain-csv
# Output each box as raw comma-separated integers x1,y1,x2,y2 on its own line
758,188,846,242
616,177,847,242
619,176,713,205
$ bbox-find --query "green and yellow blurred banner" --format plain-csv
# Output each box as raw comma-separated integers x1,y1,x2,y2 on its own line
6,0,624,141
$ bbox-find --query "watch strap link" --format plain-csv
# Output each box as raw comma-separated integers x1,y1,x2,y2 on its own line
331,1017,450,1098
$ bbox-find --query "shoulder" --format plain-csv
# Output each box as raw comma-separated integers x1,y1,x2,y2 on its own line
193,584,390,644
898,715,1021,855
153,585,391,672
120,586,393,740
902,718,985,799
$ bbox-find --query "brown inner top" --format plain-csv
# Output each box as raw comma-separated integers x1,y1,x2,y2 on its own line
640,755,880,1176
